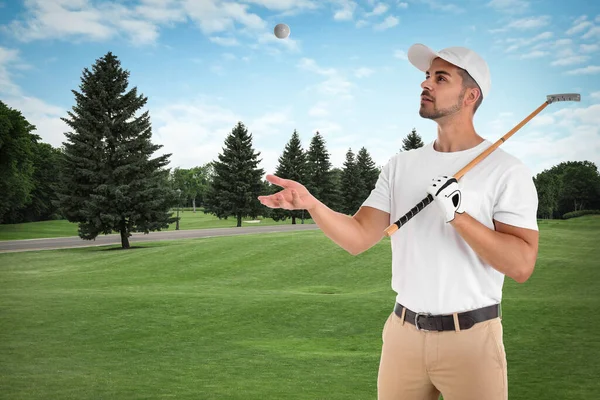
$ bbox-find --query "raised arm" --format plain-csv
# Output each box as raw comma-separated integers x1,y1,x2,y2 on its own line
258,175,390,255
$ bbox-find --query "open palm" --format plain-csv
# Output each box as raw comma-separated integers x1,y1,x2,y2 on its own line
258,174,318,211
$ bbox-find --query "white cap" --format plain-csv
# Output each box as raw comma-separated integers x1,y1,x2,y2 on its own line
407,43,491,99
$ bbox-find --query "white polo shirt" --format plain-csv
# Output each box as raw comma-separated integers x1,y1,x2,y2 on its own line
362,139,539,315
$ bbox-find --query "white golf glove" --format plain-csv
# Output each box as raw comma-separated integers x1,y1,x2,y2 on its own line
426,175,464,223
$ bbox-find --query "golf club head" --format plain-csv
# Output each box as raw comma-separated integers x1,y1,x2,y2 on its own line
547,93,581,103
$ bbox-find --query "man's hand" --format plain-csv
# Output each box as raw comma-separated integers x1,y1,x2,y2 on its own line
426,175,464,223
258,174,320,211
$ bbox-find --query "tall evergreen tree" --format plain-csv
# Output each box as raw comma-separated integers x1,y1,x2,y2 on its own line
56,52,175,249
270,129,307,224
304,131,337,208
0,101,37,223
340,148,364,215
355,147,380,203
203,121,265,227
401,128,424,151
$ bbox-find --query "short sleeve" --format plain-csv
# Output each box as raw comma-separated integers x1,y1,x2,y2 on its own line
361,160,392,214
493,163,539,231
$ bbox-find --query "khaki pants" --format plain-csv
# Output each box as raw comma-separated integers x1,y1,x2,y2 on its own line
378,310,508,400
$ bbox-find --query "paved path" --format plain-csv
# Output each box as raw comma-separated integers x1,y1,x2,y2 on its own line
0,223,320,253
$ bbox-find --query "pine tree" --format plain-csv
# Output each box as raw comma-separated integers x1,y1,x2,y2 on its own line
304,131,337,208
203,121,265,227
270,129,308,224
355,147,380,203
340,148,364,215
56,52,175,249
401,128,425,151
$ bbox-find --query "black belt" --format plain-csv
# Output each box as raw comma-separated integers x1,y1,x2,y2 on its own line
394,302,500,331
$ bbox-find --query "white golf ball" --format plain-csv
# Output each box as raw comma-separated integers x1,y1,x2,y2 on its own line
274,23,290,39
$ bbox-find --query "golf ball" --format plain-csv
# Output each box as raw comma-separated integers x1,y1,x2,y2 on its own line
274,23,290,39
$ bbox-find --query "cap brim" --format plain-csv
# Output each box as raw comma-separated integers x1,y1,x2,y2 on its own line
407,43,439,72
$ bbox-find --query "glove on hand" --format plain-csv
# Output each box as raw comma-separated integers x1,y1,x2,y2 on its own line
426,175,464,223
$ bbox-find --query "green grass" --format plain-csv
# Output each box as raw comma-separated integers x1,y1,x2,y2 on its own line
0,208,314,240
0,216,599,399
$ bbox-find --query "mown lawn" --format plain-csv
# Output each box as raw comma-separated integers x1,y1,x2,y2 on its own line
0,216,598,399
0,208,314,240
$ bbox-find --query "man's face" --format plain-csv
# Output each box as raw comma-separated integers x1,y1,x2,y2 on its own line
419,57,466,120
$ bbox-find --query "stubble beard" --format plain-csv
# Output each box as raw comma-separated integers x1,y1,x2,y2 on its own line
419,89,465,120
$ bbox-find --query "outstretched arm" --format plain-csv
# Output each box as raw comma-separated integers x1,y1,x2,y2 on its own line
259,175,390,255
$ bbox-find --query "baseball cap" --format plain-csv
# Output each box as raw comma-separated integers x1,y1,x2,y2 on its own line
407,43,491,99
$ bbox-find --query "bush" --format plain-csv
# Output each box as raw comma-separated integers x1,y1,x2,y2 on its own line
562,210,600,219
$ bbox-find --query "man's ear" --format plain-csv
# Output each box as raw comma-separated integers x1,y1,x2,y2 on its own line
466,88,480,106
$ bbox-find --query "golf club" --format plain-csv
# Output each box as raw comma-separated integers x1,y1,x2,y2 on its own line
383,93,581,237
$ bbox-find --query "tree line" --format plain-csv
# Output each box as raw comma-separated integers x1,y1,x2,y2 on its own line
1,51,598,248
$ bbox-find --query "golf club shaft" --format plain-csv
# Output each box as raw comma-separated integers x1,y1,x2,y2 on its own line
383,100,551,237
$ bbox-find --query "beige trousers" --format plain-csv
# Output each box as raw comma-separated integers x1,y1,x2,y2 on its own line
377,310,508,400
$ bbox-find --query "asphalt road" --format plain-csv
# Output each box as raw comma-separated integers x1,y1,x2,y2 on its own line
0,223,321,253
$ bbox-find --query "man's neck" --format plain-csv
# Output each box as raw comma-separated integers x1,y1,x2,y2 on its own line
433,114,483,152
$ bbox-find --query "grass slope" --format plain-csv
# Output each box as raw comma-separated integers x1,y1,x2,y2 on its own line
0,216,598,399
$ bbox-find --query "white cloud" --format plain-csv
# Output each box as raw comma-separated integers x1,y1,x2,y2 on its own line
580,44,599,53
551,55,589,66
374,15,399,31
355,19,368,28
566,20,592,35
504,31,553,52
2,0,186,45
419,0,463,13
397,2,408,8
565,65,600,75
0,47,22,96
554,39,573,46
582,26,600,39
494,104,600,174
521,50,548,59
354,67,374,78
238,0,318,13
209,36,240,46
508,15,551,30
1,0,273,46
333,0,357,21
591,91,600,99
298,58,336,76
0,47,70,149
298,58,354,99
394,49,407,59
487,0,529,13
366,3,389,17
308,102,329,117
254,31,300,53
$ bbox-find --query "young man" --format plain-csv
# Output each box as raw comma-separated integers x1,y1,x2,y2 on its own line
258,43,539,400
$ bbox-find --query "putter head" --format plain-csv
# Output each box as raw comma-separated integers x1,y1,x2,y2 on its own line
547,93,581,103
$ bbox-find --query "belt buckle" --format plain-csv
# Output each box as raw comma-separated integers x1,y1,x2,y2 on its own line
414,312,432,331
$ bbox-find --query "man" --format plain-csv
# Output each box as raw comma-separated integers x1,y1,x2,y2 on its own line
258,43,539,400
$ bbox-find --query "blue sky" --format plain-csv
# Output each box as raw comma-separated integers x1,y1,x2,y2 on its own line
1,0,599,178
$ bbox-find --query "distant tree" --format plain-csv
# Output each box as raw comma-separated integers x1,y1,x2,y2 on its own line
304,131,337,208
559,162,600,214
270,129,308,224
401,128,424,151
56,52,175,249
533,160,600,218
329,167,344,212
7,142,64,223
0,101,37,223
355,147,380,203
340,148,364,215
203,121,265,227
